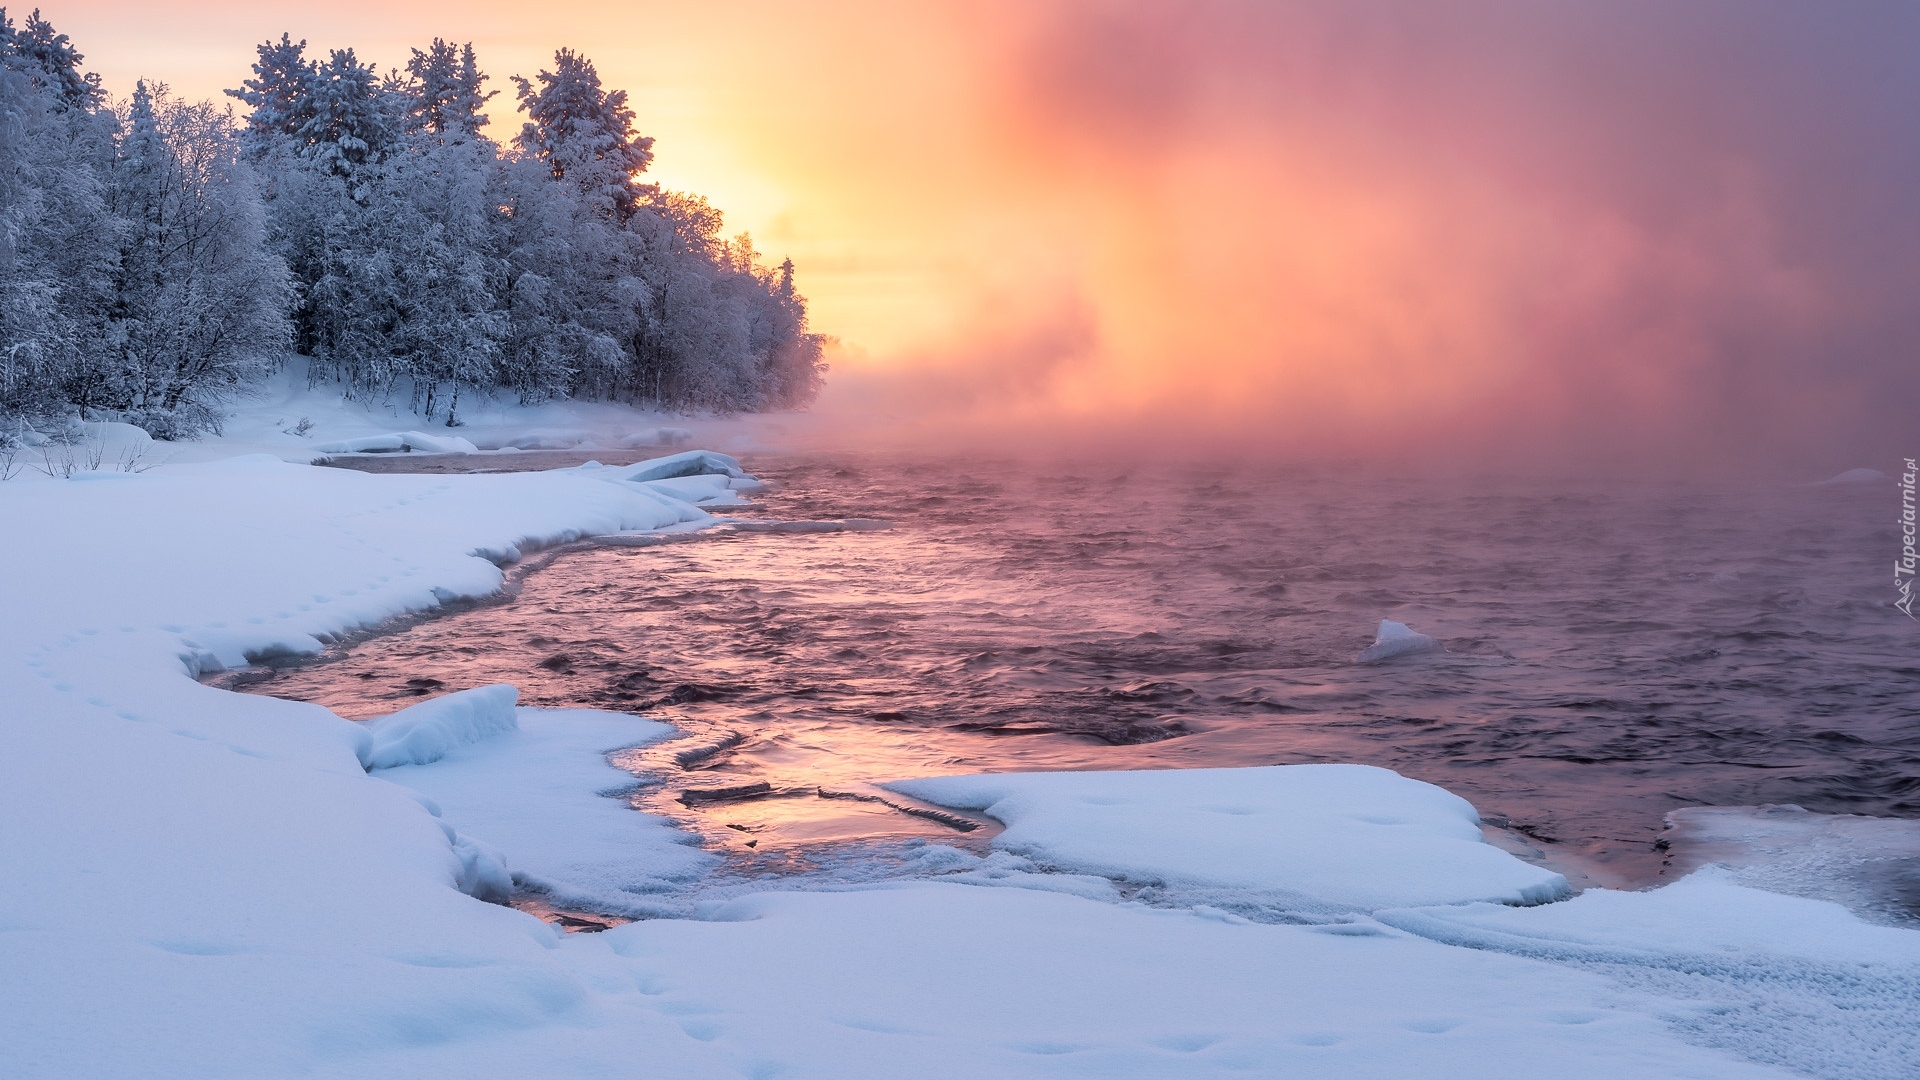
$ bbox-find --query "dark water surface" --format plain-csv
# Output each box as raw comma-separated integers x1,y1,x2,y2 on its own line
240,454,1920,891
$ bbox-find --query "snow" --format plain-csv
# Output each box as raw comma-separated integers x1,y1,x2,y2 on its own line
0,450,732,1077
639,474,753,508
596,883,1793,1080
0,422,1908,1077
117,359,804,467
1385,866,1920,966
604,448,748,481
1662,804,1920,927
363,683,522,768
599,451,757,508
312,430,482,455
890,765,1570,913
1357,617,1440,662
1378,871,1920,1080
371,703,718,916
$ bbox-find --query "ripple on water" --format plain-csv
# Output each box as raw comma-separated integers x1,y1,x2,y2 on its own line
230,453,1920,905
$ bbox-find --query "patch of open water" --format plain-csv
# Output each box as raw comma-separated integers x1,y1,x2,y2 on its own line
228,453,1920,913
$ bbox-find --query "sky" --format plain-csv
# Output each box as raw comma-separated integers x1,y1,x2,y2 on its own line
53,0,1920,471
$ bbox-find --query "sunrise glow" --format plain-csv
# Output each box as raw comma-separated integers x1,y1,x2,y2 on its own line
52,0,1917,467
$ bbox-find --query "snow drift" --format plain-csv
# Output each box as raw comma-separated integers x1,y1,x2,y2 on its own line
890,764,1570,913
363,684,521,768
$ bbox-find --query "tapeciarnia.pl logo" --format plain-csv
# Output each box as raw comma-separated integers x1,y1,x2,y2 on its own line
1899,458,1918,619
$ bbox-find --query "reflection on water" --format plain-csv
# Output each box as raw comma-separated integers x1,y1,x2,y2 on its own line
235,454,1920,893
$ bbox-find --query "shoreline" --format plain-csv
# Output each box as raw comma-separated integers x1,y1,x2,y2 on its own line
3,448,1915,1078
231,449,1910,916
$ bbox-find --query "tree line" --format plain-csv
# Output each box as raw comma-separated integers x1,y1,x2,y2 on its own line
0,9,825,438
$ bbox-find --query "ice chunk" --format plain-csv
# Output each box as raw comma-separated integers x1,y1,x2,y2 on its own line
312,431,480,455
1357,618,1439,662
889,764,1569,913
604,449,747,483
362,684,520,769
1818,467,1892,485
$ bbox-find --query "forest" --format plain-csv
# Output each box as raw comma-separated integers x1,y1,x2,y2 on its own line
0,9,826,438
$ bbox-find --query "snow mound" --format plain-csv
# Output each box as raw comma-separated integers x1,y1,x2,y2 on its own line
446,826,513,902
362,684,521,769
641,473,752,507
606,449,747,483
312,430,480,455
889,765,1569,913
81,420,156,451
1358,618,1440,662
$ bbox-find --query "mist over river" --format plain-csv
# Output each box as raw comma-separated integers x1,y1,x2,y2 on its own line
237,453,1919,905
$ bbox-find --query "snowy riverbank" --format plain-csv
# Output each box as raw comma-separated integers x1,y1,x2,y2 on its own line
3,359,804,471
2,446,1916,1078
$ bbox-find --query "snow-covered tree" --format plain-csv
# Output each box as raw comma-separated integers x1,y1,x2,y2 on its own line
225,34,311,147
306,132,509,422
404,39,493,140
496,150,640,403
0,9,116,428
0,7,102,110
5,24,824,443
0,14,291,440
296,49,390,184
512,49,653,220
102,82,290,436
617,193,827,411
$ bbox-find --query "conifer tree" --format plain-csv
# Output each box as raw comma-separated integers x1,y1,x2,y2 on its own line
226,34,311,145
405,39,494,139
512,49,653,220
297,48,389,181
0,7,101,110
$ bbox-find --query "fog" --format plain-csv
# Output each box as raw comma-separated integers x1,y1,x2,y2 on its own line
805,0,1920,474
68,0,1920,473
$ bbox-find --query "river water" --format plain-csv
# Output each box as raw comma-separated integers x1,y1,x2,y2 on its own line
235,453,1919,905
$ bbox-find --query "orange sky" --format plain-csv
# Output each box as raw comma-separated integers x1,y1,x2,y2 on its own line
52,1,1920,468
65,2,964,351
